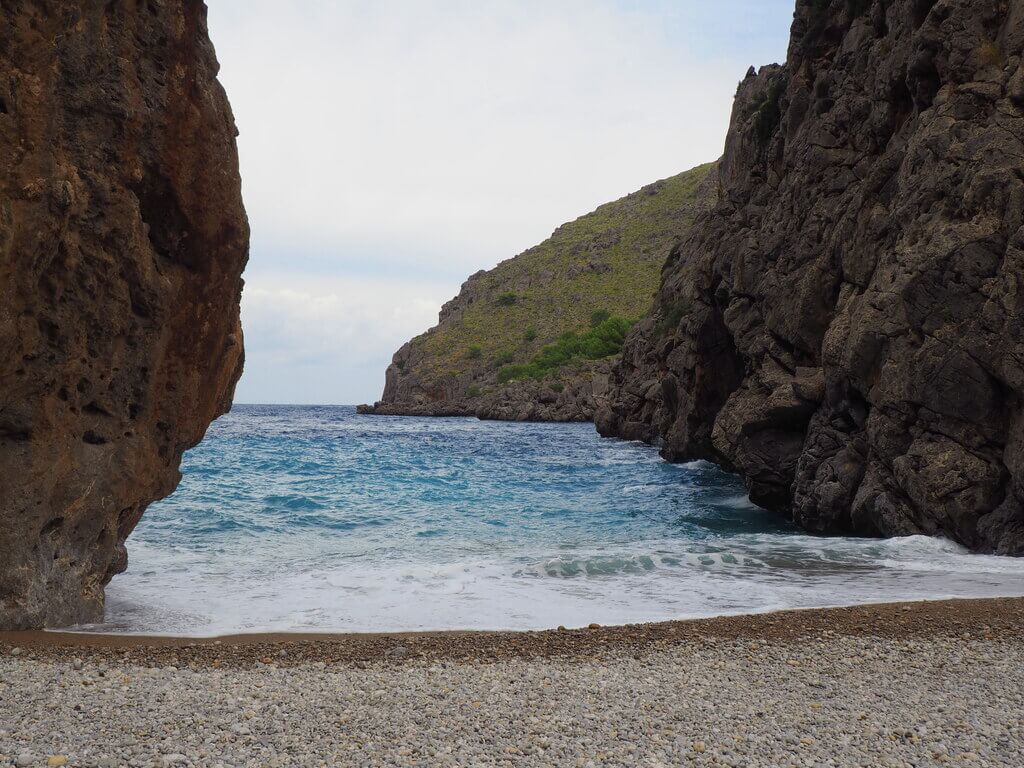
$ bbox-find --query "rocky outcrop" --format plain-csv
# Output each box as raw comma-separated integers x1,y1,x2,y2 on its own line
597,0,1024,553
361,163,718,422
362,361,612,422
0,2,248,628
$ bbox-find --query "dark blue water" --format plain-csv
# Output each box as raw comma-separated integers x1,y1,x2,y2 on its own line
91,405,1024,634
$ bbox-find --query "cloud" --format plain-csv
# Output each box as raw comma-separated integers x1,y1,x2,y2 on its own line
207,1,793,403
235,273,452,405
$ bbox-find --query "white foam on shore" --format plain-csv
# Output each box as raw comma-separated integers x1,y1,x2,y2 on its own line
87,533,1024,637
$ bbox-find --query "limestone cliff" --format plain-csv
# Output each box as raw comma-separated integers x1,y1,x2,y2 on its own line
0,1,248,628
597,0,1024,552
361,163,717,422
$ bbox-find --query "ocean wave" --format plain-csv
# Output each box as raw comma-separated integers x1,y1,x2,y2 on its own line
90,405,1024,636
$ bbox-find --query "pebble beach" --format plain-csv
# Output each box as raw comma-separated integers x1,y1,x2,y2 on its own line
2,598,1024,767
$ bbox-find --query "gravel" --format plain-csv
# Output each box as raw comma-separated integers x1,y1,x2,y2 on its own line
1,600,1023,767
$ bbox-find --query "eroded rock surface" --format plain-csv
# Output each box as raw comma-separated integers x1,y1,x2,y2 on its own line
597,0,1024,552
0,1,248,628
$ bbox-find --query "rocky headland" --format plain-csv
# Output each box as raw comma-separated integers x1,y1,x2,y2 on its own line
0,2,248,629
360,163,717,422
597,0,1024,552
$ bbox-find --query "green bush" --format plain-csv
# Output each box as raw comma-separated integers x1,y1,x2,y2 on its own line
496,292,518,307
497,316,633,383
466,384,482,398
549,382,564,393
493,350,515,367
590,309,611,328
523,327,537,342
497,363,538,384
466,345,482,360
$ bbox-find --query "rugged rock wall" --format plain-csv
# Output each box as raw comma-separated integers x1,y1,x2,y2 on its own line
361,164,717,422
0,1,248,628
363,360,613,422
597,0,1024,552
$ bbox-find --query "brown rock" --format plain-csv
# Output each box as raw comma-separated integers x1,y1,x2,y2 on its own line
597,0,1024,552
0,2,248,628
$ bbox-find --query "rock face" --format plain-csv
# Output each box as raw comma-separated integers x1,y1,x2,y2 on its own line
597,0,1024,552
362,361,613,422
0,2,248,628
361,163,717,422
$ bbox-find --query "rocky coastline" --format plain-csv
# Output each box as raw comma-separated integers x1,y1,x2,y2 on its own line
359,361,612,423
361,164,718,423
597,0,1024,554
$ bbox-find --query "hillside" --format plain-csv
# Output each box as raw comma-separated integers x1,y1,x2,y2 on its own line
360,162,717,421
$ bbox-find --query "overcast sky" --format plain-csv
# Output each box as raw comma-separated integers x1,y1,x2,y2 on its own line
208,0,794,405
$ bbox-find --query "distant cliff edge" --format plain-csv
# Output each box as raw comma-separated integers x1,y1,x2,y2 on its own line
597,0,1024,553
360,163,717,422
0,2,248,629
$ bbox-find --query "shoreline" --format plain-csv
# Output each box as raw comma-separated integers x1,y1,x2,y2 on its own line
5,597,1023,766
3,596,1023,667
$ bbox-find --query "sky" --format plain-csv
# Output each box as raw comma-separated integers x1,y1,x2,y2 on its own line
208,0,794,405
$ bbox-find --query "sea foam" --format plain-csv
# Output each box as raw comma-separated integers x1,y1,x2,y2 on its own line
78,405,1024,636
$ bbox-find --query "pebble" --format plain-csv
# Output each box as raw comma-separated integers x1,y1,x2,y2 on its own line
1,629,1022,767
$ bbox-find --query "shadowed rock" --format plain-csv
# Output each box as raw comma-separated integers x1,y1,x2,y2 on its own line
0,1,248,628
597,0,1024,552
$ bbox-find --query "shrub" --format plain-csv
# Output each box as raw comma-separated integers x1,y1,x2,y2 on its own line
498,364,534,384
549,382,564,393
524,327,537,342
590,309,611,328
496,292,518,307
466,384,482,398
497,315,634,383
466,345,482,360
494,350,515,367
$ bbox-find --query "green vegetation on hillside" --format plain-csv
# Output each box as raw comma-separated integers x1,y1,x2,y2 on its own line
394,161,716,393
497,315,633,383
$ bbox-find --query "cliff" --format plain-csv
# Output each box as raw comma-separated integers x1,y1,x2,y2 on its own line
361,163,717,422
0,2,248,628
597,0,1024,552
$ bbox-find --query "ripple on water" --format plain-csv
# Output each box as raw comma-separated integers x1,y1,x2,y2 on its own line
84,405,1024,636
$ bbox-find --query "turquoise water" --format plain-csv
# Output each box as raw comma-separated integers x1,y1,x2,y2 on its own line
92,405,1024,635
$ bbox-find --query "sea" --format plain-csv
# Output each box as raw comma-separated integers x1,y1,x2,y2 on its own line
81,404,1024,636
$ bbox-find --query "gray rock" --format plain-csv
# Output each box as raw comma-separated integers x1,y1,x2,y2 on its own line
597,0,1024,554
